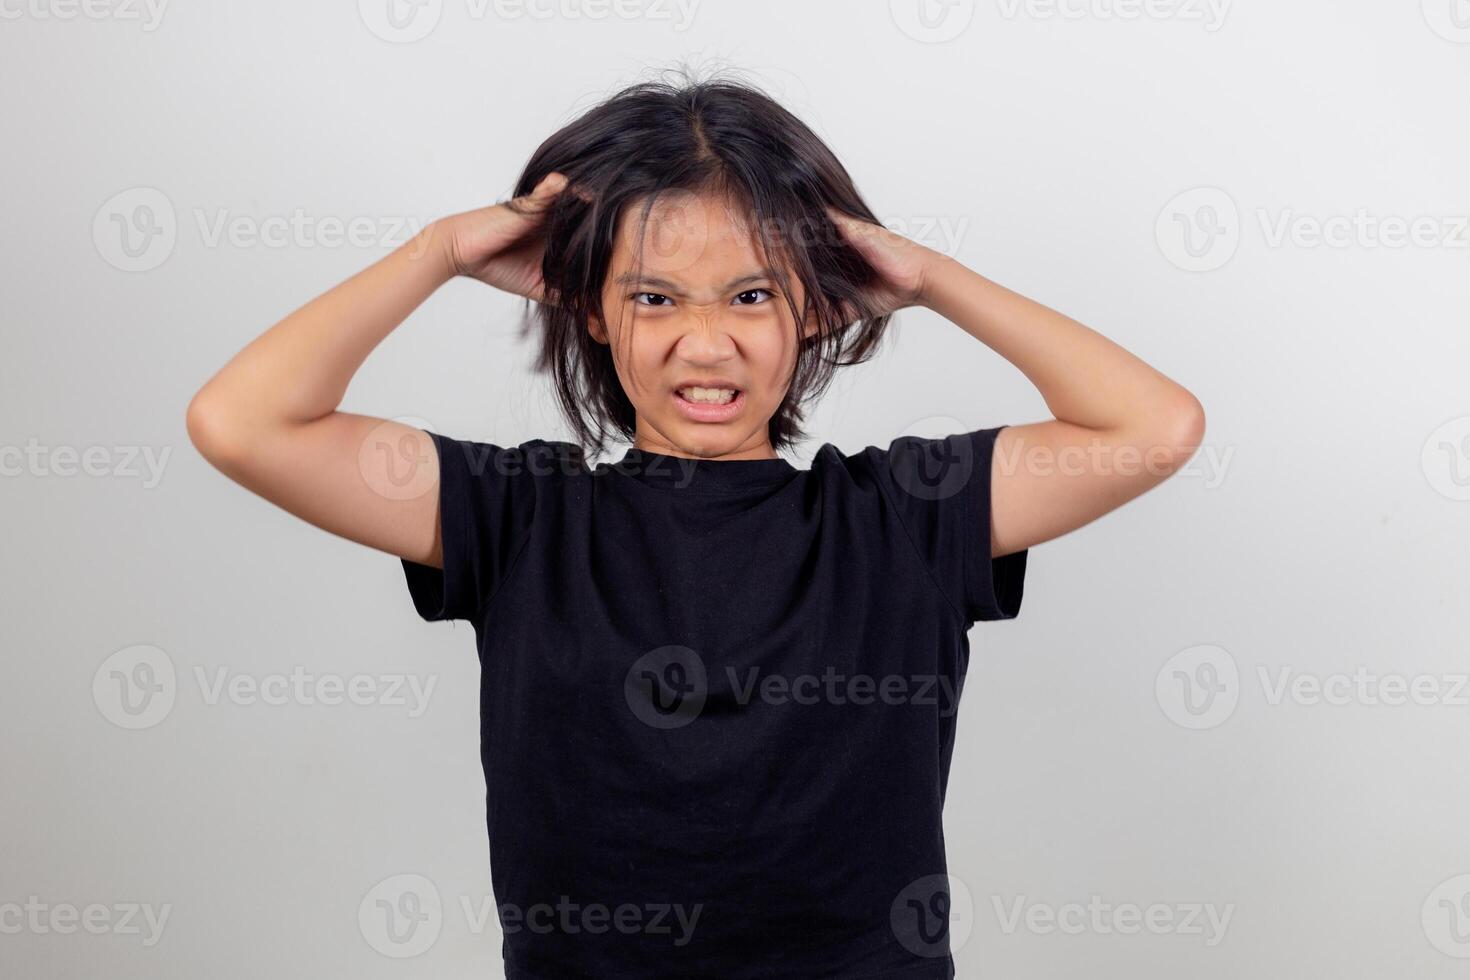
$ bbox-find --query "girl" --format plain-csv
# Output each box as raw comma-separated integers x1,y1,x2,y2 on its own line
187,75,1204,978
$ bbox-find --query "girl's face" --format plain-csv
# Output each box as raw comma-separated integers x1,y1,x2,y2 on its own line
591,190,817,460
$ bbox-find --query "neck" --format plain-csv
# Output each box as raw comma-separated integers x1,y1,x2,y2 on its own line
632,425,779,462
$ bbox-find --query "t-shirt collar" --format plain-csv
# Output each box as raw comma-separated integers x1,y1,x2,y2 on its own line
610,445,797,492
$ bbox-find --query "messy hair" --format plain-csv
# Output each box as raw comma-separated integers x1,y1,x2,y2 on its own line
510,66,894,456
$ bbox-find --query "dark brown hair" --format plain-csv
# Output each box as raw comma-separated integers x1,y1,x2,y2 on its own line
510,66,893,456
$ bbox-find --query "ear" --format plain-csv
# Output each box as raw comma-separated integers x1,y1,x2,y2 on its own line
801,303,844,340
588,310,609,345
801,305,821,340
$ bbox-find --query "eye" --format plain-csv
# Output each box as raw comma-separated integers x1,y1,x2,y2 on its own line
633,292,673,307
733,288,774,306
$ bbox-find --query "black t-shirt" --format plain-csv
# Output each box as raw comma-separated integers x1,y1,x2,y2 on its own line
400,426,1028,979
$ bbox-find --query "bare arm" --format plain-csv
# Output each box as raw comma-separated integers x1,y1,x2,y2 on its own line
824,208,1204,559
918,256,1206,558
185,223,457,567
185,172,572,569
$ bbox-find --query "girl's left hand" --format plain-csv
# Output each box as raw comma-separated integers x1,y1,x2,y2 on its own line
825,207,946,321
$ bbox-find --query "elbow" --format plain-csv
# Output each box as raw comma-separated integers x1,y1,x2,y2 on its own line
1158,390,1206,473
186,388,249,469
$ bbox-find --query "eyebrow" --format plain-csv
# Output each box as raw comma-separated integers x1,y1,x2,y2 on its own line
613,269,776,297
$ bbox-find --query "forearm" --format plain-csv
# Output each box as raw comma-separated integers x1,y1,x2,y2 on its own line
920,255,1199,435
189,219,457,441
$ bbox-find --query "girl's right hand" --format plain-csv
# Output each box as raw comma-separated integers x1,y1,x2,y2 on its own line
440,171,574,301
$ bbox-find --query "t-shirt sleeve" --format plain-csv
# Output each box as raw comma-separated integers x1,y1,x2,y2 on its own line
399,429,542,624
870,425,1027,626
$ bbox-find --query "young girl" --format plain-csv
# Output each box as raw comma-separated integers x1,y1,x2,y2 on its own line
188,75,1203,978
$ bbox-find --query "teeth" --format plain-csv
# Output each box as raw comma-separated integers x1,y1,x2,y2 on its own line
679,386,736,404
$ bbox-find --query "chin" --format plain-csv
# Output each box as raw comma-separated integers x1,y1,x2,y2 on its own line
665,431,727,459
657,422,745,459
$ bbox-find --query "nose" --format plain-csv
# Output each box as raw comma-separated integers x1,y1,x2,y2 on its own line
672,310,738,364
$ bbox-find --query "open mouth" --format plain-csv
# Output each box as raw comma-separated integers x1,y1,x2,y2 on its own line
672,386,744,422
676,386,739,405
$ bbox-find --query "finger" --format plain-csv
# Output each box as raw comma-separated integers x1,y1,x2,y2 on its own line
826,206,874,233
825,206,856,239
826,207,883,253
531,171,569,199
503,173,571,218
546,173,596,205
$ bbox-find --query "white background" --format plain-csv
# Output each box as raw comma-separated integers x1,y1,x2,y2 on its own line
3,0,1469,976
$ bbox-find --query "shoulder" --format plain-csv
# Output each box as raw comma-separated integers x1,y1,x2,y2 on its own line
805,433,939,477
423,431,588,505
511,438,588,477
425,432,589,490
804,439,889,493
807,428,1006,500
